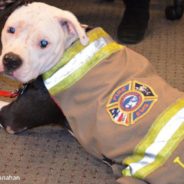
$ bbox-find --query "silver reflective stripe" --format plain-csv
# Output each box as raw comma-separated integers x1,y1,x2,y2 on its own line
125,107,184,176
44,37,107,90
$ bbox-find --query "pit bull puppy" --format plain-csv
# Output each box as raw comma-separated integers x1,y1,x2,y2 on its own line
0,2,184,184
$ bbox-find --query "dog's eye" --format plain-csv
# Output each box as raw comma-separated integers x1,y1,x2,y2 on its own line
40,40,49,48
7,27,16,34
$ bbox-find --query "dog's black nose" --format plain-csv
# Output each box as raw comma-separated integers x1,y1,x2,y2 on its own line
3,52,22,72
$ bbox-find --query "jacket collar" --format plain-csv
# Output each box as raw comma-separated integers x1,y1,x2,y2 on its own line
43,27,124,95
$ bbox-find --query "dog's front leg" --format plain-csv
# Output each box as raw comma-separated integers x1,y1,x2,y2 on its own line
0,100,10,128
0,101,10,110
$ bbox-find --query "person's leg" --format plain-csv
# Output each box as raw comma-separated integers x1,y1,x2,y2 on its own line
118,0,150,44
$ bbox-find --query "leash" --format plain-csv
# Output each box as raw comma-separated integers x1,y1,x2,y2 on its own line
0,84,28,98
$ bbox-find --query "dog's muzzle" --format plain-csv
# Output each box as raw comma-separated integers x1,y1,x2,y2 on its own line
3,52,22,73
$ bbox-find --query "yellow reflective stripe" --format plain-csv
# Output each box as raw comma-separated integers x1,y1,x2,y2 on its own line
123,98,184,179
135,123,184,178
43,27,110,80
48,42,123,95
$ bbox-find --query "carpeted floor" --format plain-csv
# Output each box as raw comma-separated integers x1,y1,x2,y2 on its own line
0,0,183,183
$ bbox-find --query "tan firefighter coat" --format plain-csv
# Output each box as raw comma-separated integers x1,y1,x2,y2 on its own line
43,28,184,184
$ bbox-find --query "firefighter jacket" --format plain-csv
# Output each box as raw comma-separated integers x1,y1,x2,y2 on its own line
43,28,184,184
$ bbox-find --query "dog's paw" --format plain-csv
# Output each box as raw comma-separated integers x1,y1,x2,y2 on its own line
0,101,10,129
0,101,10,110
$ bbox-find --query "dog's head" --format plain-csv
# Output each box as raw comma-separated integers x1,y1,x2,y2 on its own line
0,2,88,83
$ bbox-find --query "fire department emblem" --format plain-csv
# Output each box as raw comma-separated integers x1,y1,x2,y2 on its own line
106,81,158,126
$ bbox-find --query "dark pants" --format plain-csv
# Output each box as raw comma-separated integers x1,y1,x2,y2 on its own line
123,0,150,9
117,0,150,44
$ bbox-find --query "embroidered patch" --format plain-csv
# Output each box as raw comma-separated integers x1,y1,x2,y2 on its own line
106,81,158,126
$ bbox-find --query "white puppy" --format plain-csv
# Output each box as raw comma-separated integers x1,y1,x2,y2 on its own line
0,2,88,83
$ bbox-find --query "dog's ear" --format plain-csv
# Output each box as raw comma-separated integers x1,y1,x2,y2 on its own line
54,10,89,46
30,3,89,46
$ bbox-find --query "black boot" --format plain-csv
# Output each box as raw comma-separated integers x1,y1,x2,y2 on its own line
117,0,150,44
